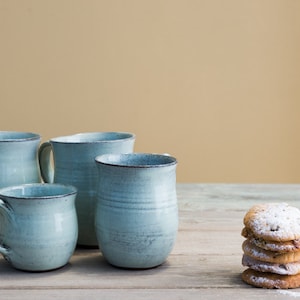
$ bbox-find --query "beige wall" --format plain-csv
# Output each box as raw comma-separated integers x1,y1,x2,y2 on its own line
1,0,300,183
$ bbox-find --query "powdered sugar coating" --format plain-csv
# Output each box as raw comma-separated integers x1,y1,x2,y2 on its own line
242,227,300,252
244,203,300,242
242,254,300,275
242,239,300,264
242,268,300,289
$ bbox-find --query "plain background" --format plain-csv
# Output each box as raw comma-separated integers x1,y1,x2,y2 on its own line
1,0,300,183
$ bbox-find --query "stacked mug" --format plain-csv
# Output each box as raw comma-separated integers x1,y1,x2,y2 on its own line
0,131,178,271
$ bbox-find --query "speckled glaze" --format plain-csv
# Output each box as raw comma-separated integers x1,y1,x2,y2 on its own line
38,132,135,246
0,183,78,271
0,131,41,188
95,153,178,269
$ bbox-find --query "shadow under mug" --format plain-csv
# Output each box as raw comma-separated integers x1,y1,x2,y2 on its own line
38,132,136,247
94,153,178,269
0,183,78,272
0,131,41,188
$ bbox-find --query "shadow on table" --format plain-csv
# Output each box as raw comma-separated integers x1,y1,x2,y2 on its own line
72,247,170,276
0,248,170,279
0,256,73,276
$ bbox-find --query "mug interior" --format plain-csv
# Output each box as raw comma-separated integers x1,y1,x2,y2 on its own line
0,131,40,141
95,153,177,168
0,184,77,199
51,132,135,143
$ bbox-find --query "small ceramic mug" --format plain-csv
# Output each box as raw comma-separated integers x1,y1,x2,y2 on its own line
94,153,178,269
0,131,41,188
0,183,78,271
38,132,135,247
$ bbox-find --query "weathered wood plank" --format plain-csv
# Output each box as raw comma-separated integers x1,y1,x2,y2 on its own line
0,288,297,300
177,183,300,211
0,250,245,289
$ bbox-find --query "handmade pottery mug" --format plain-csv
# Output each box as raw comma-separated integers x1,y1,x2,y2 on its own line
0,183,78,271
0,131,41,188
94,153,178,269
38,132,135,246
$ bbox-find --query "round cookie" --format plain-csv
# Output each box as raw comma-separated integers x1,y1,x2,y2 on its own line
242,254,300,275
243,203,300,242
242,268,300,289
242,239,300,264
242,227,300,252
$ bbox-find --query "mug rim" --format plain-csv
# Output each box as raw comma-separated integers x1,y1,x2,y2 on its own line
0,131,40,142
49,132,135,144
95,153,177,168
0,183,77,199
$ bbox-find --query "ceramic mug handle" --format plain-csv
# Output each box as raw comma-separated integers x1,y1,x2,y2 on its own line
0,198,13,257
38,142,54,183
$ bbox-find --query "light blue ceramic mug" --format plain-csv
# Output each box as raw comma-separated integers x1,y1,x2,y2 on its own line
0,183,78,271
94,153,178,269
38,132,135,247
0,131,41,188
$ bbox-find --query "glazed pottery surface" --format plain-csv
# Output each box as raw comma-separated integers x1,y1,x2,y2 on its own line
95,153,178,269
0,131,41,188
0,183,78,271
38,132,135,246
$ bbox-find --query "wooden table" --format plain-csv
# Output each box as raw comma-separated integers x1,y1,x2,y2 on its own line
2,183,300,299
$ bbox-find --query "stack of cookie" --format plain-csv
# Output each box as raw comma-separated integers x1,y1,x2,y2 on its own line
241,202,300,289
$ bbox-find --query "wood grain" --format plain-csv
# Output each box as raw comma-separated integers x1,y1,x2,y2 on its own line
1,183,300,299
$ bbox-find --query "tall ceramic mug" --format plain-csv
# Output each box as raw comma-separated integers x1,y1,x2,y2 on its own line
0,183,78,271
0,131,41,188
38,132,135,246
95,153,178,269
